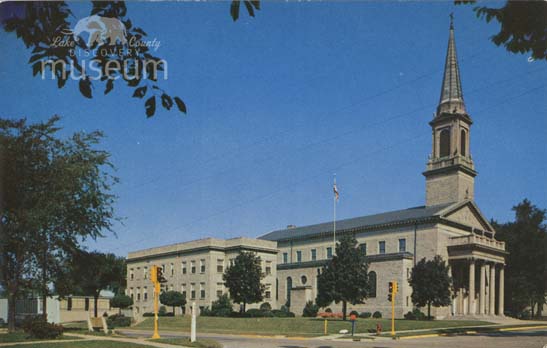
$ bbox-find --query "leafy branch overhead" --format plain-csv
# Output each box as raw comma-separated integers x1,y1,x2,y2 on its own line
457,0,547,61
2,1,260,118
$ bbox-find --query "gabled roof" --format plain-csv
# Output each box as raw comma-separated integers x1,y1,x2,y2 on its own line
258,202,455,242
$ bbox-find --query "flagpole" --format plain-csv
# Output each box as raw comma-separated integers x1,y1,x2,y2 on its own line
333,174,336,251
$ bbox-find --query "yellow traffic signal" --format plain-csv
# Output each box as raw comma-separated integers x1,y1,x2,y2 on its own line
150,266,158,283
157,266,167,283
393,281,398,294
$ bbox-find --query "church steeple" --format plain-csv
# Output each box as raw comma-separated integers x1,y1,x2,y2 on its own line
438,14,466,115
424,16,477,206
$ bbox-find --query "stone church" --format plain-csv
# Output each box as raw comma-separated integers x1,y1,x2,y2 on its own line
126,21,506,319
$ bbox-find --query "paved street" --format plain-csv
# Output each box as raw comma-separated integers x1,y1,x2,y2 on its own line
121,328,547,348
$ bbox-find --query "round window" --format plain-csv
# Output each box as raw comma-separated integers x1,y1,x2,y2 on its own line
301,275,307,285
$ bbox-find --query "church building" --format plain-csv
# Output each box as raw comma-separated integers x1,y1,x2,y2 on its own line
126,20,507,319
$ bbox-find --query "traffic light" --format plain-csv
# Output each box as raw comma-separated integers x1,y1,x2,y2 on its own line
156,266,167,283
150,266,158,283
388,282,393,302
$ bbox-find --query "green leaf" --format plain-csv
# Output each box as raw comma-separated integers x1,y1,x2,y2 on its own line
244,1,255,17
230,0,241,21
161,94,173,110
104,79,114,95
133,86,147,98
32,62,42,77
79,78,92,98
174,97,187,114
145,96,156,117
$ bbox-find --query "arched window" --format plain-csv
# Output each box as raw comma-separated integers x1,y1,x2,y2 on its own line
301,275,307,285
369,271,377,298
460,129,467,156
286,277,292,306
439,129,451,157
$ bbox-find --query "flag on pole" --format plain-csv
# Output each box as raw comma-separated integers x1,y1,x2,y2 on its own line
333,183,339,201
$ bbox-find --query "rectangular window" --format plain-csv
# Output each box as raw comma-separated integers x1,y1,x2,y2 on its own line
129,289,134,301
311,249,317,261
182,262,187,274
296,251,302,263
265,291,271,299
191,261,196,274
144,288,148,301
136,267,140,279
84,298,89,311
130,269,134,280
161,264,165,273
190,284,196,299
265,284,271,299
170,263,174,276
327,247,333,259
359,243,367,255
144,266,148,279
217,290,223,298
283,252,288,264
407,268,410,280
200,283,205,299
137,288,141,301
67,297,72,311
200,259,206,273
265,266,272,275
379,241,386,254
399,238,406,252
217,259,224,273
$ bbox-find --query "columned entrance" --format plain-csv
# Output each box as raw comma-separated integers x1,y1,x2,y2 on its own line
448,234,507,316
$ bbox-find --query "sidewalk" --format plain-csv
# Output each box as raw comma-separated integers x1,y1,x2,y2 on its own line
0,333,184,348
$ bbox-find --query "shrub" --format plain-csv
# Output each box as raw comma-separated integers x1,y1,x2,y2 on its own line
372,311,382,318
210,294,233,317
359,312,372,319
22,316,64,339
349,310,359,317
259,302,272,311
143,312,154,317
246,308,274,317
106,314,131,328
159,306,167,316
325,307,332,313
405,308,426,320
302,301,319,317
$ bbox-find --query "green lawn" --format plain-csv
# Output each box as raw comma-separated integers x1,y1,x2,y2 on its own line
0,331,82,343
133,316,493,337
150,337,222,348
0,341,157,348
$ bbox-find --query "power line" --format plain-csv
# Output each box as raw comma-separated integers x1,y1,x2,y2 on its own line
109,83,546,253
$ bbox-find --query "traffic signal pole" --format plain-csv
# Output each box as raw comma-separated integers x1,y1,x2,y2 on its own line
152,281,160,339
388,281,398,337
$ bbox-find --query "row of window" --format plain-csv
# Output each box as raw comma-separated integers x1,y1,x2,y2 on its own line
130,259,273,281
129,281,273,302
282,239,407,264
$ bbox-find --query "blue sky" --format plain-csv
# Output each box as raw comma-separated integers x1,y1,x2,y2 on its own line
1,2,546,257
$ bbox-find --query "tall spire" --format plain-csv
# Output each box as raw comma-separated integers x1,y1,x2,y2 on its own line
437,14,466,115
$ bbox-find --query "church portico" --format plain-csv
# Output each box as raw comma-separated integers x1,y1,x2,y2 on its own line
448,234,507,317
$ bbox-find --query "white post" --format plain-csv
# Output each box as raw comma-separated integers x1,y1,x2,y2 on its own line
190,301,196,342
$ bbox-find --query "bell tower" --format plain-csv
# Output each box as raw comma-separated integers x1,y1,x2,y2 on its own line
424,17,477,206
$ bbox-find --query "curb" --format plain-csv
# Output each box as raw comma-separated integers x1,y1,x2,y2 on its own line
398,324,547,340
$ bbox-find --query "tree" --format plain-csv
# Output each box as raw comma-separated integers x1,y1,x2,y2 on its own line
0,1,258,118
71,251,126,317
223,252,264,313
210,294,233,317
160,291,186,315
493,199,547,317
409,256,452,319
111,294,133,315
315,234,370,320
457,1,547,61
0,116,118,331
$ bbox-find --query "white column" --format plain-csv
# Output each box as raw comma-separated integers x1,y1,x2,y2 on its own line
489,263,496,315
498,266,504,315
479,262,485,315
468,259,475,315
